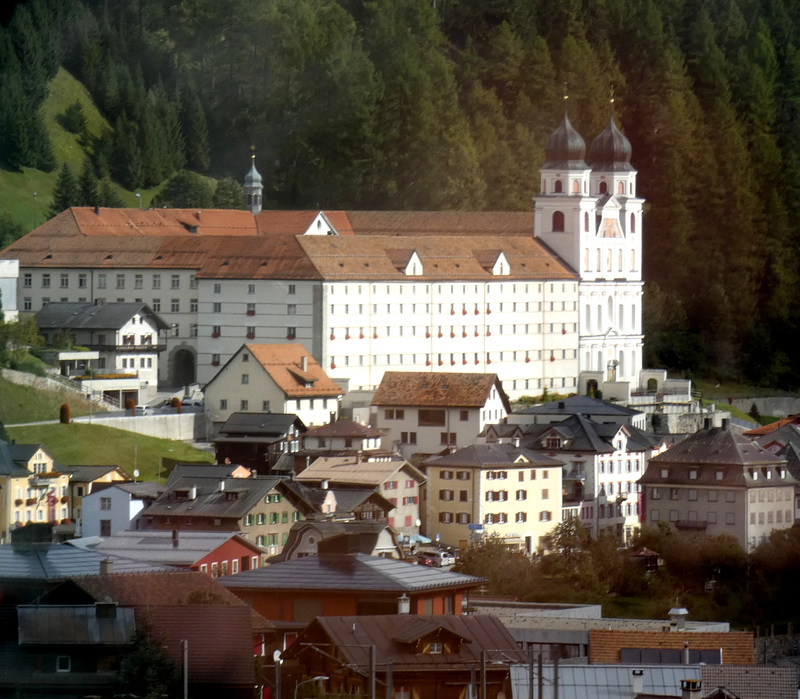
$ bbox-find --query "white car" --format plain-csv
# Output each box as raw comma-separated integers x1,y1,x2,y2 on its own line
428,550,456,567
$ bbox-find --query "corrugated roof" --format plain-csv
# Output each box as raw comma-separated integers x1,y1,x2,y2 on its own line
219,552,484,592
58,464,131,483
372,372,509,410
17,604,136,645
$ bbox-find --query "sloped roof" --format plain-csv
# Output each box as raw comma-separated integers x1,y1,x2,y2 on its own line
0,440,36,477
70,530,264,566
58,464,131,483
423,443,564,470
90,481,163,500
144,475,283,520
298,234,572,281
34,301,168,331
514,395,642,418
219,412,306,437
218,552,484,593
165,463,250,487
17,605,136,645
344,211,535,237
523,415,617,453
372,372,510,411
296,456,425,488
207,344,343,398
0,543,169,581
744,414,800,436
700,665,796,699
284,614,526,672
650,426,783,467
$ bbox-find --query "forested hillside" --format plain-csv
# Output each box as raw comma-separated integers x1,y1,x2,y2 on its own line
2,0,800,387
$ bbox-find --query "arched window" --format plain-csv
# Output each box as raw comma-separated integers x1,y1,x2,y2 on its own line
571,179,580,194
586,379,598,398
584,212,589,232
606,249,613,272
554,180,563,193
630,250,636,271
617,181,625,195
619,304,624,332
552,211,565,232
629,182,633,195
618,249,623,271
585,304,591,332
647,377,658,393
584,181,588,193
630,213,636,234
584,248,590,270
595,249,601,272
607,296,613,323
599,181,608,194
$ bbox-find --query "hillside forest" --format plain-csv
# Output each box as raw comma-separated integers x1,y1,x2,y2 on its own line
1,0,800,388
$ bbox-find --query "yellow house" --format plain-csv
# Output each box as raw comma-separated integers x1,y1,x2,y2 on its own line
0,441,71,543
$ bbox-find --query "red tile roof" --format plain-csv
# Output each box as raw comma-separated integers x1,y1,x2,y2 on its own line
304,420,381,438
245,343,344,398
743,414,800,436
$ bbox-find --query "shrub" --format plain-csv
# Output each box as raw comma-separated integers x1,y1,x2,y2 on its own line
59,403,71,424
125,398,136,414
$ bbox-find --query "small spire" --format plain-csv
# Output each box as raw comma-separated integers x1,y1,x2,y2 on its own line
250,144,256,161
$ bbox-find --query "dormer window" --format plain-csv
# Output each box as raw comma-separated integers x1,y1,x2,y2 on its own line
545,437,561,449
427,642,443,654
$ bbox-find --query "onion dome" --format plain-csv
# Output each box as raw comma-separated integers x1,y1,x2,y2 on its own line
588,117,633,171
244,157,263,187
543,113,587,170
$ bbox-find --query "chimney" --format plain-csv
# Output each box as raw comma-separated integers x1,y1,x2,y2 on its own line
680,679,702,699
669,606,689,631
189,485,197,500
94,205,100,215
397,593,411,614
683,640,690,665
721,418,730,430
219,479,226,492
99,558,114,575
301,355,308,371
631,670,644,697
172,529,179,548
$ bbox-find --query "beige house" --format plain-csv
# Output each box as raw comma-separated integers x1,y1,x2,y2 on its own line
295,454,426,542
372,372,511,460
639,421,798,551
422,443,564,553
0,441,71,543
204,343,344,435
58,464,131,535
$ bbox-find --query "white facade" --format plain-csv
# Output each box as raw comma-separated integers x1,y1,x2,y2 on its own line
81,485,147,538
0,259,19,321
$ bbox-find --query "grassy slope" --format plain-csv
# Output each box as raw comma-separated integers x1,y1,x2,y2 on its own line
6,422,212,480
0,374,94,424
0,68,160,234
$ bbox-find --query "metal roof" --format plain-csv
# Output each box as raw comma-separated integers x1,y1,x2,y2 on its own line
219,412,306,437
17,604,136,645
514,395,641,417
423,443,564,469
34,301,169,331
218,552,484,592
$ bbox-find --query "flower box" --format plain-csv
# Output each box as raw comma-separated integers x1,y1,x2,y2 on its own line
26,498,36,506
451,332,456,338
462,309,467,315
246,333,255,339
14,499,23,507
439,360,444,366
345,334,350,339
287,334,295,340
462,331,467,338
211,360,220,366
330,362,336,369
359,333,365,339
426,332,431,338
474,330,479,337
60,495,69,503
525,357,530,363
330,334,336,340
550,355,556,362
450,360,456,366
474,309,479,315
246,310,255,316
211,332,220,338
425,360,431,366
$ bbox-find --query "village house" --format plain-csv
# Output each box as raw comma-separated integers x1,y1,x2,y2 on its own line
372,371,511,460
56,464,131,535
214,412,307,474
80,480,162,537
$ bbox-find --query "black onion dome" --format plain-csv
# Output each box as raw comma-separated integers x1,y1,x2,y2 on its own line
543,113,587,170
588,117,634,172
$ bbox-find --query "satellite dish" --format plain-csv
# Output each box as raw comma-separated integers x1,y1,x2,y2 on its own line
133,469,140,478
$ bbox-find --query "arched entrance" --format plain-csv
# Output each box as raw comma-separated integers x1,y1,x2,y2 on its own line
586,379,598,397
170,347,196,387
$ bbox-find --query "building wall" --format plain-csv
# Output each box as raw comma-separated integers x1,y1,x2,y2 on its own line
0,259,19,321
423,462,562,553
195,537,264,577
82,487,142,537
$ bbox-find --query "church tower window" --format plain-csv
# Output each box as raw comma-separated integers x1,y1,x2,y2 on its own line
584,212,589,231
617,181,625,195
552,211,565,232
630,213,636,233
554,180,563,193
599,181,608,194
571,179,580,194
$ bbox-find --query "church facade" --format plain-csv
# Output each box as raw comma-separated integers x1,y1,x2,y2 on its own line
0,115,643,402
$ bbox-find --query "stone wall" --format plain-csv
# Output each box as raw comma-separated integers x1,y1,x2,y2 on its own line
71,412,205,441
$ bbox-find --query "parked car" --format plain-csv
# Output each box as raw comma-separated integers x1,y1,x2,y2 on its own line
415,552,436,566
428,550,456,567
134,405,153,415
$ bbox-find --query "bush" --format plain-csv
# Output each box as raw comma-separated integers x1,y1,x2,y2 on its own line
59,403,71,424
171,397,182,414
125,398,136,414
9,354,47,376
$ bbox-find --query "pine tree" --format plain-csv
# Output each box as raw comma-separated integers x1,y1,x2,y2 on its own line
181,90,210,173
98,179,125,208
78,160,100,207
49,163,81,217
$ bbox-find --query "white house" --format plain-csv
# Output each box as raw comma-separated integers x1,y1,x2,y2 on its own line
80,481,162,538
371,371,511,460
0,259,18,321
204,343,344,434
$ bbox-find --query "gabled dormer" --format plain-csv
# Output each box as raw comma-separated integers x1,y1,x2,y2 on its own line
303,211,339,236
386,249,422,276
404,250,423,276
393,619,469,654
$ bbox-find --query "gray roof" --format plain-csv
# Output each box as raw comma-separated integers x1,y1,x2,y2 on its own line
57,464,130,482
104,481,163,499
509,664,701,699
218,412,306,437
145,475,284,520
423,443,564,469
68,531,264,566
218,552,484,592
0,543,169,581
165,463,250,488
34,301,169,331
514,395,641,418
521,415,658,454
0,441,40,477
650,425,784,467
18,604,136,645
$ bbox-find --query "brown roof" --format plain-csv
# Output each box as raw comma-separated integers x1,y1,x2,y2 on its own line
244,343,344,398
588,629,754,665
298,234,572,281
372,371,510,410
1,208,572,283
744,414,800,436
700,665,797,699
296,456,426,487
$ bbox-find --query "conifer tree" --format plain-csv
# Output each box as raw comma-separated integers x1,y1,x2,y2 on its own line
49,163,81,217
78,160,100,207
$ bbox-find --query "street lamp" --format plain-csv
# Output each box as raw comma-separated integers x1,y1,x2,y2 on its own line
293,675,328,699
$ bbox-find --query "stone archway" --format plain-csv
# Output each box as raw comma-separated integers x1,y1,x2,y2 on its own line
586,379,598,397
170,347,196,388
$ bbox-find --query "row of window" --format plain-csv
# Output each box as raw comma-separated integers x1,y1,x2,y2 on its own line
120,357,154,370
599,459,642,474
544,176,634,197
330,324,577,338
329,302,578,316
385,496,418,506
584,302,639,335
651,488,737,503
651,509,735,525
580,246,638,275
328,282,575,296
750,510,791,525
383,480,417,490
24,272,194,290
484,511,552,523
216,397,336,412
13,508,69,523
329,353,576,370
243,511,300,525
